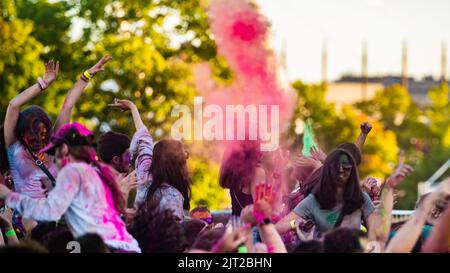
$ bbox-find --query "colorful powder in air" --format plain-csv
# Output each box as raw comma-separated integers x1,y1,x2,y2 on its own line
302,120,318,156
195,0,296,153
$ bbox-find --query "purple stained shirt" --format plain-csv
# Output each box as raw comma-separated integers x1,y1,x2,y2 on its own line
130,126,185,221
7,141,58,198
6,162,141,252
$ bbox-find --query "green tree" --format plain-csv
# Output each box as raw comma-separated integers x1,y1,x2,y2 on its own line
289,81,398,181
0,0,231,210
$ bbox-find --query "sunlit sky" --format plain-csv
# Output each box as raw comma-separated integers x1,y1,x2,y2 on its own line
258,0,450,83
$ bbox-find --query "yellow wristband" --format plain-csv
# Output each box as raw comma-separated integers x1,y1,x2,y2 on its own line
83,70,93,80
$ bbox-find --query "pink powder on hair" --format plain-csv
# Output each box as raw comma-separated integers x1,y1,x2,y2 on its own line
101,181,127,241
54,122,93,138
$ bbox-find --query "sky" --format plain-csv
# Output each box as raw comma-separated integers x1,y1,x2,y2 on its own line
257,0,450,83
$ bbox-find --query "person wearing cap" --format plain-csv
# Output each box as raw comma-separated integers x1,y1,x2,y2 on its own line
0,123,141,252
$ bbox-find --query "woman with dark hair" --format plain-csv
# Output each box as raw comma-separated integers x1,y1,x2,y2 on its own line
0,122,140,252
1,56,111,198
276,146,414,248
109,99,191,221
276,148,375,236
281,122,372,217
219,140,266,216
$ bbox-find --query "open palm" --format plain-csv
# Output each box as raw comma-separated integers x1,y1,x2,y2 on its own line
88,55,112,75
43,59,60,84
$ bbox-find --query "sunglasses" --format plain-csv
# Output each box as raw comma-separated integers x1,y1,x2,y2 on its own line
337,154,353,170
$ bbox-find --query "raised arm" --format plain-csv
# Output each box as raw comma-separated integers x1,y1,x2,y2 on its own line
366,164,414,251
109,99,152,207
4,60,59,147
385,178,450,253
253,182,287,253
54,55,112,132
422,178,450,253
355,122,372,152
0,165,80,222
108,99,144,131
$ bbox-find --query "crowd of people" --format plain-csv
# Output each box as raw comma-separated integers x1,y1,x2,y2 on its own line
0,57,449,253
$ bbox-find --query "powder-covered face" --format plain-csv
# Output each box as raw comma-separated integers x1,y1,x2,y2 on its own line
115,148,132,174
54,145,69,170
335,154,352,186
191,211,213,224
23,122,49,152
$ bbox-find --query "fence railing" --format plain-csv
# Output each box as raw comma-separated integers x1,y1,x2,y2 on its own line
211,209,415,224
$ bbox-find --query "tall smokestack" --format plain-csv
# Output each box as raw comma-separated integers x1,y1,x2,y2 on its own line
402,41,408,90
441,41,447,85
322,39,328,85
362,40,368,100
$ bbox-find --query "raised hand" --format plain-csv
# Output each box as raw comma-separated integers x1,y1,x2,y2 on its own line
292,154,322,182
362,177,381,201
43,59,60,85
212,216,249,253
360,122,373,135
310,146,327,163
108,98,137,112
385,164,414,189
88,55,112,75
253,182,273,224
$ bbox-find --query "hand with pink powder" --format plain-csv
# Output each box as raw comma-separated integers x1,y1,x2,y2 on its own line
253,182,273,224
252,181,288,253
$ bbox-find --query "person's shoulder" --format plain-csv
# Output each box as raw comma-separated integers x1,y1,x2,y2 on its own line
59,162,91,176
162,184,184,200
306,193,317,202
299,193,316,207
6,140,24,154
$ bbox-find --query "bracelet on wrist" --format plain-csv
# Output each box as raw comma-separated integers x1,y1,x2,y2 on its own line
5,229,16,237
37,77,48,91
237,245,248,253
258,218,271,227
83,70,93,80
80,74,89,82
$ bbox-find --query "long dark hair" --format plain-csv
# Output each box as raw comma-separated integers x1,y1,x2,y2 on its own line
146,139,191,210
313,148,363,214
0,106,52,173
16,106,52,144
219,140,262,190
0,125,9,174
68,145,126,215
